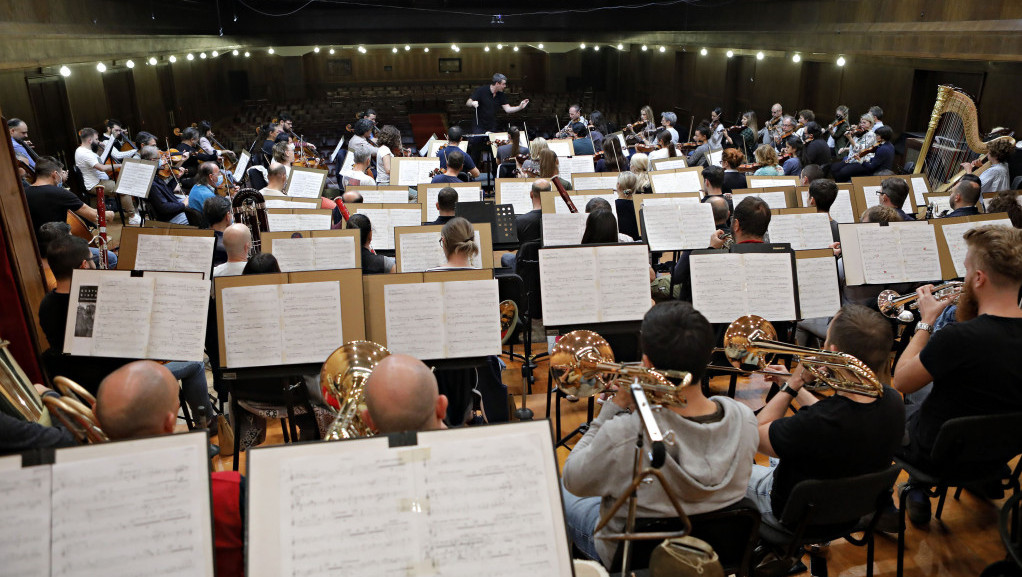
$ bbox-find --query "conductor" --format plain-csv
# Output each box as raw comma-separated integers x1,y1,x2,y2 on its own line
466,73,530,164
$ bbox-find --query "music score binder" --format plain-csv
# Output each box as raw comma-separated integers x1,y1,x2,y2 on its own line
117,226,215,275
262,229,362,272
538,243,652,326
394,223,494,272
689,244,800,324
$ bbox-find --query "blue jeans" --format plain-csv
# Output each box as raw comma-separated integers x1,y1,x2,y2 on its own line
168,212,189,225
89,247,117,269
165,360,214,430
561,482,604,563
747,462,781,527
500,252,516,269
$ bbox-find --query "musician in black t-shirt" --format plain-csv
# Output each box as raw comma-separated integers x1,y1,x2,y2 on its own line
894,224,1022,524
466,73,530,165
347,213,395,274
26,157,112,232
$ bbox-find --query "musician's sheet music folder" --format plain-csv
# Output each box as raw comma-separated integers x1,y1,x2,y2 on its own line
0,432,214,577
539,243,652,327
245,420,574,577
689,244,800,324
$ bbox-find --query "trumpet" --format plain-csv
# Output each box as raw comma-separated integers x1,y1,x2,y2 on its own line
878,281,963,323
710,315,884,398
550,330,694,407
320,341,391,440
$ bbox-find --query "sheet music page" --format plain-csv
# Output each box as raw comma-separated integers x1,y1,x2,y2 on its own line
641,195,701,207
389,209,425,246
891,223,941,281
616,133,630,156
541,213,586,246
796,256,841,319
940,218,1011,277
572,174,618,190
295,213,332,231
652,158,688,171
830,190,856,223
356,209,394,250
560,155,595,183
98,135,115,163
221,284,283,367
768,213,833,250
929,195,953,216
747,177,781,188
115,159,158,198
497,180,534,214
341,150,356,172
399,232,447,272
690,253,747,323
384,282,445,359
857,225,903,284
51,443,212,577
271,237,318,272
911,177,929,197
281,281,343,364
709,149,723,167
314,236,357,270
91,276,155,358
424,186,481,222
397,158,440,186
147,275,209,361
442,280,502,357
651,170,700,193
0,465,51,576
286,170,326,199
644,201,716,251
547,139,573,157
733,253,798,321
136,234,215,274
539,248,599,326
263,197,314,209
267,212,301,232
596,244,653,322
737,190,787,209
232,151,250,182
360,189,409,204
862,185,883,209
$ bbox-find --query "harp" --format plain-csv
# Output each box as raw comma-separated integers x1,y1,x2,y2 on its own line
913,85,1014,192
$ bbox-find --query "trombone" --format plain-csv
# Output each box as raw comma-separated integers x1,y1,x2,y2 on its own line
320,341,391,440
878,281,963,323
550,330,695,407
709,315,884,398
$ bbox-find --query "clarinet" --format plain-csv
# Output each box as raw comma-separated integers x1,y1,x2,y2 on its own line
94,185,110,269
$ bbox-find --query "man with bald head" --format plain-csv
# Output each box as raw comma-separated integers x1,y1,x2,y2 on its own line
362,354,448,433
96,361,180,440
213,223,252,277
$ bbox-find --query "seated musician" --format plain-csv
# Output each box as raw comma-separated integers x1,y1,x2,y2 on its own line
374,125,401,185
648,130,678,161
101,119,137,165
772,115,796,151
496,126,524,164
428,217,479,271
986,191,1022,227
26,156,114,232
562,301,758,567
942,175,982,218
557,104,587,140
830,114,877,171
701,166,734,212
212,224,251,278
961,137,1014,193
626,105,657,144
795,109,815,140
750,304,905,527
580,210,620,244
894,225,1022,524
806,179,841,242
203,196,232,268
437,127,480,179
177,126,219,177
538,149,573,190
256,122,282,167
832,125,894,182
349,118,378,158
140,146,188,225
798,163,824,187
596,137,629,173
362,355,448,434
197,120,234,163
876,177,916,221
761,103,784,145
259,164,288,196
499,179,549,269
9,118,35,170
829,105,851,153
802,123,832,167
187,161,223,212
346,213,395,274
134,130,158,150
37,222,68,290
75,127,139,225
571,123,596,156
588,111,607,151
431,149,466,184
340,148,377,188
869,106,885,131
629,153,653,194
752,144,782,176
709,107,727,149
431,186,458,225
686,125,712,168
0,384,77,455
781,136,804,176
243,253,281,275
720,148,747,194
660,111,679,144
586,197,633,242
268,140,294,176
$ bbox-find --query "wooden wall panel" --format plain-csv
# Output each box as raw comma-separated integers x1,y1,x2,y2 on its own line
0,72,34,130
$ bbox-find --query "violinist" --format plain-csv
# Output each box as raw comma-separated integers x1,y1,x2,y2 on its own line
339,148,377,188
868,106,885,131
520,138,547,177
720,148,748,194
626,106,657,145
496,126,524,164
648,130,678,160
686,125,712,168
437,127,479,179
588,111,607,151
728,111,758,158
8,118,37,169
571,123,596,156
255,122,282,167
831,125,894,182
177,127,217,176
660,111,679,144
135,131,158,150
708,107,727,149
773,116,796,152
348,118,379,158
828,106,851,153
760,103,783,144
834,113,877,163
197,121,237,165
374,125,402,185
596,137,629,173
140,146,189,225
795,109,815,141
75,127,140,225
781,136,804,176
802,122,832,167
556,104,587,139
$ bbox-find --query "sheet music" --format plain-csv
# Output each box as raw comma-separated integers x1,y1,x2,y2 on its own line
285,170,327,199
708,149,723,167
231,151,251,183
640,195,701,207
855,223,941,283
341,150,356,172
652,158,688,171
911,177,929,200
862,185,883,210
295,212,332,231
735,190,787,209
222,284,285,367
267,212,302,232
941,218,1011,277
572,174,618,190
928,195,953,216
690,252,797,323
541,213,586,246
442,279,501,357
539,248,599,326
596,244,653,322
642,201,717,251
263,196,319,209
272,236,358,272
396,158,440,186
399,231,481,272
553,193,617,216
98,136,115,163
799,189,854,223
383,282,445,359
424,186,481,222
616,133,631,157
0,465,51,576
51,443,212,577
796,256,841,319
135,234,215,274
281,281,343,364
360,189,409,204
768,213,834,250
497,181,534,214
559,155,595,184
650,170,701,193
115,159,158,198
147,275,210,361
547,139,573,157
91,276,154,359
272,238,317,271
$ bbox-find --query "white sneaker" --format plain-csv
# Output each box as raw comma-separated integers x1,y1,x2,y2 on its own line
127,214,142,226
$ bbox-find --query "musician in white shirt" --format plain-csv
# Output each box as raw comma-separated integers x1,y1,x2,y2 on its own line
660,111,679,144
212,224,251,277
339,148,376,189
75,127,140,225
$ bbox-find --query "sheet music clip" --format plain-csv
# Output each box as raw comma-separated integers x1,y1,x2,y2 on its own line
388,430,418,448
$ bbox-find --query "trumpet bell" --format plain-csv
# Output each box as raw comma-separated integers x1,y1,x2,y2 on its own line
722,315,778,370
320,341,391,440
877,289,902,318
550,330,615,398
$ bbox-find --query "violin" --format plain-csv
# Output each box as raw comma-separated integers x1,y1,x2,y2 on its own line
738,162,762,174
847,126,866,138
216,172,240,197
677,142,699,152
626,120,647,132
635,143,657,154
428,167,443,178
158,149,186,180
727,125,744,132
854,144,879,160
828,118,847,132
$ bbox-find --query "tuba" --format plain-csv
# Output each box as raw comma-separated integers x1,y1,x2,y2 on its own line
232,188,269,256
550,330,694,407
320,341,391,440
0,340,44,422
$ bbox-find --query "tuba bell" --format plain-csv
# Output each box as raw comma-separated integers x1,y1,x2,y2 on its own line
320,341,391,440
0,340,44,422
232,188,269,256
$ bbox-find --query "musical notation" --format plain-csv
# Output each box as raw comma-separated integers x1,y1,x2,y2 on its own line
271,236,357,272
539,245,651,326
796,255,842,319
641,200,716,252
135,235,216,275
767,213,834,250
690,252,798,323
0,465,52,576
855,223,942,284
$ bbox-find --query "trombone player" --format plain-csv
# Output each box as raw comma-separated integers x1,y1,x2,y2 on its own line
561,301,759,568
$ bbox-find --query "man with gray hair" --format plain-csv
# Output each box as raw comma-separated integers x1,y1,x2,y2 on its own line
362,354,448,434
660,111,679,144
339,148,376,189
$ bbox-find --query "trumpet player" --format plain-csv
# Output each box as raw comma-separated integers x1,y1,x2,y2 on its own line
749,304,905,532
561,302,758,568
894,225,1022,525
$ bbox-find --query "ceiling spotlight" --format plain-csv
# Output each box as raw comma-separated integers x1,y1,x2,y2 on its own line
424,47,430,52
792,53,801,63
169,55,177,63
268,47,274,54
537,43,544,50
700,48,708,56
641,45,648,51
126,59,135,68
496,44,503,50
358,46,366,53
59,65,71,77
837,56,846,66
451,44,459,52
756,51,764,60
594,45,600,51
212,50,219,57
659,46,666,53
329,48,335,54
404,45,410,51
726,50,734,58
232,49,239,56
513,45,519,52
186,53,194,60
200,52,207,59
392,47,398,53
617,43,624,50
484,46,490,52
148,56,157,65
580,43,586,49
96,62,106,72
313,47,320,53
244,51,250,57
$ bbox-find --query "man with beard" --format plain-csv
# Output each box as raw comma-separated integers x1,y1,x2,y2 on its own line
893,225,1022,525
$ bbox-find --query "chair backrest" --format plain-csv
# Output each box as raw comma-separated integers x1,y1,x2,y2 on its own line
615,198,641,241
497,161,517,179
247,166,268,190
496,272,528,320
778,464,901,531
931,412,1022,468
515,241,543,320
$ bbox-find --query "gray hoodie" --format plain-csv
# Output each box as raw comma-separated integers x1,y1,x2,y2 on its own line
562,396,758,565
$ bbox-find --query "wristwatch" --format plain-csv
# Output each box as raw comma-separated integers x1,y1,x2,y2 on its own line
779,383,799,398
915,322,934,335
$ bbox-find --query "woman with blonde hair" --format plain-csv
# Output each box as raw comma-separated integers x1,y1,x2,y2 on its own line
520,137,548,176
629,153,653,194
752,144,782,176
615,171,638,198
428,217,479,271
